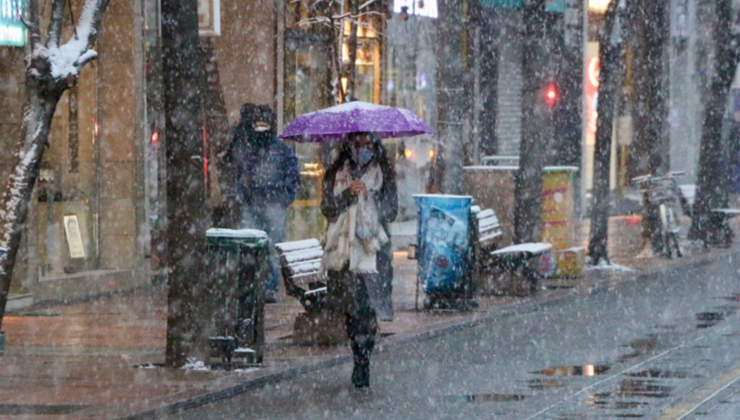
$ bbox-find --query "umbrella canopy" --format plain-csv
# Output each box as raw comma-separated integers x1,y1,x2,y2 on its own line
279,101,434,143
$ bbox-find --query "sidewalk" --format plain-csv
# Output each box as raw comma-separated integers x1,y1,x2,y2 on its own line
0,216,737,419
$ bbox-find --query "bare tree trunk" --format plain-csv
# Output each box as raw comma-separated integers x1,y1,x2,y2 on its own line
689,0,740,245
514,0,548,244
161,0,209,367
434,0,466,195
0,93,61,329
328,20,345,105
587,1,621,265
628,0,670,179
554,0,584,209
345,0,359,101
0,0,111,330
626,0,670,254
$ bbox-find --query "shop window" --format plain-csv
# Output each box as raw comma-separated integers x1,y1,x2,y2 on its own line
37,68,100,277
282,0,385,240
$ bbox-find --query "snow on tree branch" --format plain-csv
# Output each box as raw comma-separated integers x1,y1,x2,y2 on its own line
28,0,111,83
0,0,113,329
46,0,65,49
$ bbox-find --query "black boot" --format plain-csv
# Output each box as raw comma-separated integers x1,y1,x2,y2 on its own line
352,355,370,388
350,335,373,388
346,309,377,388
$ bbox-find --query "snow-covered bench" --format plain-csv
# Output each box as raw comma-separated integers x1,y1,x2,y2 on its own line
471,206,552,296
275,239,327,312
678,184,740,246
275,239,345,346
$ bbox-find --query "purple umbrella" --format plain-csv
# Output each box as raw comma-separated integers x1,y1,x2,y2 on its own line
279,101,434,143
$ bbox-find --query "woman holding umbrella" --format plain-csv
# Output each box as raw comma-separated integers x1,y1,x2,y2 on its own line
280,101,432,388
320,132,397,388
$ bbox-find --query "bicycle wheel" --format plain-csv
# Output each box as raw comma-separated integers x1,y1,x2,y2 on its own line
666,207,683,257
659,204,672,258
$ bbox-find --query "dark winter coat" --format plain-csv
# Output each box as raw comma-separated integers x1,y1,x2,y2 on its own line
321,142,398,226
224,126,300,208
321,141,398,320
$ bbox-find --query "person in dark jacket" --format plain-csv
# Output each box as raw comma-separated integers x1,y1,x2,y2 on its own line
320,132,398,388
223,103,300,302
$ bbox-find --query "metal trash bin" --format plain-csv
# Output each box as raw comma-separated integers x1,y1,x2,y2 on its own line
205,228,268,368
412,195,475,309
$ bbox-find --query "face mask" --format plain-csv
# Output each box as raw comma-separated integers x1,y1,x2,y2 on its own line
356,146,374,166
251,131,272,146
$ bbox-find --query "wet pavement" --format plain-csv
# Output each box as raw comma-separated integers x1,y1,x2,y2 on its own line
1,215,739,419
160,242,740,420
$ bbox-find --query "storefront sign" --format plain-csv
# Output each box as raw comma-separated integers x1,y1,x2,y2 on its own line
198,0,220,37
0,0,25,46
585,52,599,146
64,215,85,259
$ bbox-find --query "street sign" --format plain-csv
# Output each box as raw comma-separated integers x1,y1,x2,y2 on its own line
0,0,24,47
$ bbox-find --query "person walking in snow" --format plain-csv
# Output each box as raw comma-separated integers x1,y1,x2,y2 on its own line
222,103,300,303
320,132,398,388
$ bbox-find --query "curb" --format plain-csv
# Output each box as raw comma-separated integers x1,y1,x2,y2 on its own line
119,247,740,420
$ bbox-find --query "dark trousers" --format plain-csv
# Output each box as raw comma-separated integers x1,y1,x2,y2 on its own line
346,304,377,387
327,266,379,386
346,305,378,362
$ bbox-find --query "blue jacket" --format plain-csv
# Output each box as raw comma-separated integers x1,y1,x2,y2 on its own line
225,131,300,208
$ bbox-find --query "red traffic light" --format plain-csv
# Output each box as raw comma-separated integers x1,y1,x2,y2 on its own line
545,83,558,106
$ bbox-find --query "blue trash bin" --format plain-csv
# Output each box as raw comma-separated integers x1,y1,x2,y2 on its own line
413,195,474,307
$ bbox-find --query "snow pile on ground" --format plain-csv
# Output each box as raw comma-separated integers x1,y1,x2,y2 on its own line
135,363,159,369
233,368,261,374
585,258,635,272
182,358,210,371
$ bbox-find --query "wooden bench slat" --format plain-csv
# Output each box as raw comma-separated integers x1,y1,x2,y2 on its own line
288,260,321,275
275,239,321,254
491,242,552,257
304,287,327,296
478,217,500,229
291,272,321,286
479,231,503,244
478,226,503,241
281,247,323,264
479,228,502,239
476,209,495,220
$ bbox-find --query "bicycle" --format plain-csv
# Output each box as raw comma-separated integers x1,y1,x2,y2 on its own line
632,172,685,258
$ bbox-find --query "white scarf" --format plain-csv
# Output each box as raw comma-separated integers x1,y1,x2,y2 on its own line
321,160,389,273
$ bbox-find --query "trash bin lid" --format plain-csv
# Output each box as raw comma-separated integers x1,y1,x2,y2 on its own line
206,228,268,248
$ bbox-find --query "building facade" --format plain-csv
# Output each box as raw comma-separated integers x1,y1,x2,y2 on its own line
1,0,430,307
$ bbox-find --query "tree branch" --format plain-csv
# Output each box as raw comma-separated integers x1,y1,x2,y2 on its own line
46,0,67,49
83,0,113,50
27,0,41,52
358,0,378,10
